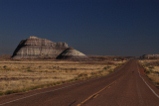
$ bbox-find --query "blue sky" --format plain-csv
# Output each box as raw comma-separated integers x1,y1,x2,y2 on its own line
0,0,159,56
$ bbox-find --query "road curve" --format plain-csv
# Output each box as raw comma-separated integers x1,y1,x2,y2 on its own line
0,60,159,106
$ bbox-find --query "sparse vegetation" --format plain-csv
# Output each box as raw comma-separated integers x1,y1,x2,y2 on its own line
140,59,159,88
0,60,125,96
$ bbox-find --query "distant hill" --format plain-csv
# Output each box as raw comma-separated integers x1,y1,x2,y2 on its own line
56,47,88,61
12,36,68,59
141,54,159,59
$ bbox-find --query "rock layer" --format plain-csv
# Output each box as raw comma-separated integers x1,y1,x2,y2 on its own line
56,47,88,60
12,36,68,59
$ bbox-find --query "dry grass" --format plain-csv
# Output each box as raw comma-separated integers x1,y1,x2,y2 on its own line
139,59,159,87
0,60,125,96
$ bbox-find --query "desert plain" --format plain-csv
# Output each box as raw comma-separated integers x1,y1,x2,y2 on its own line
0,59,125,96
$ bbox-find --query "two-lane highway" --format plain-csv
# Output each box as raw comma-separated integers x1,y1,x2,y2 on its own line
0,60,159,106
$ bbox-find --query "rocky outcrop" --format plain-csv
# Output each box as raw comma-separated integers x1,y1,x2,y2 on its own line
141,54,159,59
56,47,88,60
12,36,69,59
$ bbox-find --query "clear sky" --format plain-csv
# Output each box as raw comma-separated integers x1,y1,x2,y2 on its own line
0,0,159,56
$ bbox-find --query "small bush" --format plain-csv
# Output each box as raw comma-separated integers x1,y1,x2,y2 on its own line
103,66,111,70
91,72,96,76
26,67,33,72
148,66,154,70
144,69,151,74
27,69,33,72
77,73,88,78
4,89,19,95
3,65,7,69
0,91,3,95
108,69,113,73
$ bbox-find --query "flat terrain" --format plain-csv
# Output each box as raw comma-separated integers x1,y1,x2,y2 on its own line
0,59,159,106
0,60,122,95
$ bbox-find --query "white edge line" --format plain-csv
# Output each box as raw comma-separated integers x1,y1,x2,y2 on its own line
137,65,159,99
0,79,91,106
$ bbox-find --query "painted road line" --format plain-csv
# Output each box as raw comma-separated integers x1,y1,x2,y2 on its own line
77,81,116,106
137,65,159,99
0,78,99,106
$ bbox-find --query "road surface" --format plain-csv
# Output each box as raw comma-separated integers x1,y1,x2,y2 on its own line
0,60,159,106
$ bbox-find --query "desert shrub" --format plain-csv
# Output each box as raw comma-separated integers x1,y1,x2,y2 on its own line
3,65,7,69
103,66,110,70
148,66,154,70
27,69,33,72
4,89,20,95
77,73,88,78
144,69,151,74
25,66,33,72
108,69,113,73
91,72,96,76
155,71,159,75
0,91,3,95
